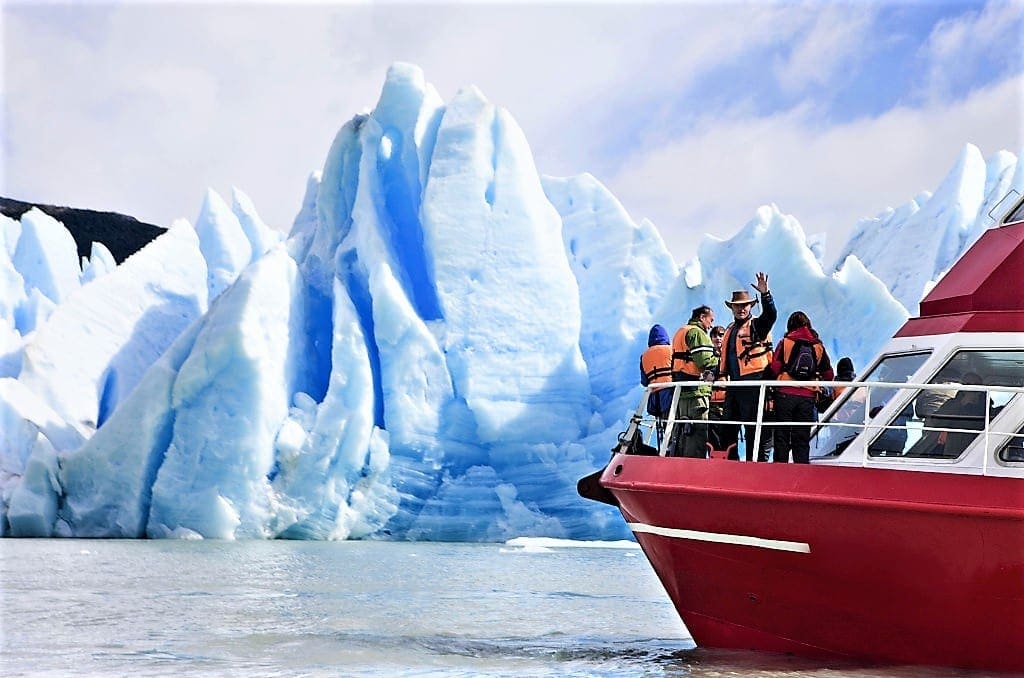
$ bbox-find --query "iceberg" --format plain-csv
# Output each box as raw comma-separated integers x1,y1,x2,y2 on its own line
0,62,1020,540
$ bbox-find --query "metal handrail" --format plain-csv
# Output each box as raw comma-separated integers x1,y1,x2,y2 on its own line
629,379,1024,471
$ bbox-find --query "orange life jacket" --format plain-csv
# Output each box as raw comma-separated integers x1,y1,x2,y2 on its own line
641,344,673,384
671,325,708,380
721,321,773,377
711,377,727,404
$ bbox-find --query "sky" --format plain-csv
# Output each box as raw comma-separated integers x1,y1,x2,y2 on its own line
2,1,1022,265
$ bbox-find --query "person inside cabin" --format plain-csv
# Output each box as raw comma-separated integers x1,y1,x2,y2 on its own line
640,324,674,447
708,326,728,452
765,311,834,464
914,374,957,422
720,273,777,461
906,372,990,458
669,306,718,458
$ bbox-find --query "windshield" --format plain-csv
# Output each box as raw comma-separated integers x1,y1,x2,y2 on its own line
869,349,1024,459
811,351,931,458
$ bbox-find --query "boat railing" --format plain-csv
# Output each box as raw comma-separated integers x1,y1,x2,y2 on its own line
619,379,1024,473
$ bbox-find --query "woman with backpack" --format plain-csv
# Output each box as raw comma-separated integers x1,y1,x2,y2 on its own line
765,311,834,463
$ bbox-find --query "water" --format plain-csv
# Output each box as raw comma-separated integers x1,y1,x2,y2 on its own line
0,539,977,677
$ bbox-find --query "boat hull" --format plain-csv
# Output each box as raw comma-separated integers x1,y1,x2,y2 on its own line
601,454,1024,672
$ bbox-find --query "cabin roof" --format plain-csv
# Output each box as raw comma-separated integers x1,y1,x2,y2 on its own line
897,216,1024,337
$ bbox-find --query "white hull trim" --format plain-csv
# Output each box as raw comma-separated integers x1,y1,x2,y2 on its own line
627,522,811,553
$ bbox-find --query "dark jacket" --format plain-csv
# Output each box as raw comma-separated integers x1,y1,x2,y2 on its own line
722,291,777,380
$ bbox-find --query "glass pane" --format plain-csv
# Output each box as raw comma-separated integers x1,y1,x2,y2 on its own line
1004,194,1024,225
811,352,931,458
871,349,1024,459
998,426,1024,463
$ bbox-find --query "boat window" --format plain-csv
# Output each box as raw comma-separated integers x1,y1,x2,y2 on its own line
866,349,1024,459
998,425,1024,464
1002,193,1024,225
811,351,931,458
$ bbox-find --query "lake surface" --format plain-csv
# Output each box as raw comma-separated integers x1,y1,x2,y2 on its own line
1,538,974,676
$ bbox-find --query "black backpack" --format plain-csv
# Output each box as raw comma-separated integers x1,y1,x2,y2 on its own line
785,339,819,380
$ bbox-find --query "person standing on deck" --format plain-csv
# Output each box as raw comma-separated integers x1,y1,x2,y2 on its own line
834,357,855,399
708,326,728,453
640,324,674,447
766,311,834,464
720,273,777,461
669,306,719,458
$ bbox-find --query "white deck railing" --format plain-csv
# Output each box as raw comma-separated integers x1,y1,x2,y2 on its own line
621,380,1024,474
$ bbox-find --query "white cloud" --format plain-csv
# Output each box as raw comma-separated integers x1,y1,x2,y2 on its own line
606,73,1024,265
773,5,876,93
919,0,1024,102
3,4,392,229
1,2,814,230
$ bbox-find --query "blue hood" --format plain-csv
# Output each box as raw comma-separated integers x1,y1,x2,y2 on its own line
648,324,670,346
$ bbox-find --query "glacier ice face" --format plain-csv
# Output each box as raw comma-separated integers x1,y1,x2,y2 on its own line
194,188,254,301
544,173,679,427
0,62,1020,541
80,241,117,285
13,208,80,311
832,143,1020,313
232,187,284,259
17,221,208,435
147,247,304,539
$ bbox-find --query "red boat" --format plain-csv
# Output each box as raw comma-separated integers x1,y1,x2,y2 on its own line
580,193,1024,672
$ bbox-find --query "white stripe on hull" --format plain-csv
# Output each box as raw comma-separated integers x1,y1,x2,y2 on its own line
627,522,811,553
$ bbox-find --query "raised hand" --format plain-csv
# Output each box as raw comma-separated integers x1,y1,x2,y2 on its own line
751,271,769,295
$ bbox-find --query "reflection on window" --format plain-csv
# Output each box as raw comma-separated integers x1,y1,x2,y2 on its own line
811,352,931,458
998,426,1024,463
1003,194,1024,225
868,349,1024,459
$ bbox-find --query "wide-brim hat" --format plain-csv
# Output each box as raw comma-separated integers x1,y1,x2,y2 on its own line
724,290,758,307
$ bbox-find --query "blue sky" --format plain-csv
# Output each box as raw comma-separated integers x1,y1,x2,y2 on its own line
2,1,1022,263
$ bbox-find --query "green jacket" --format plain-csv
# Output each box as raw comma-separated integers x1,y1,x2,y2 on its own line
677,321,719,399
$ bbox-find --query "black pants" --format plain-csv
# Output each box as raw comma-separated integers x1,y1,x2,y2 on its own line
723,384,772,462
773,392,815,464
